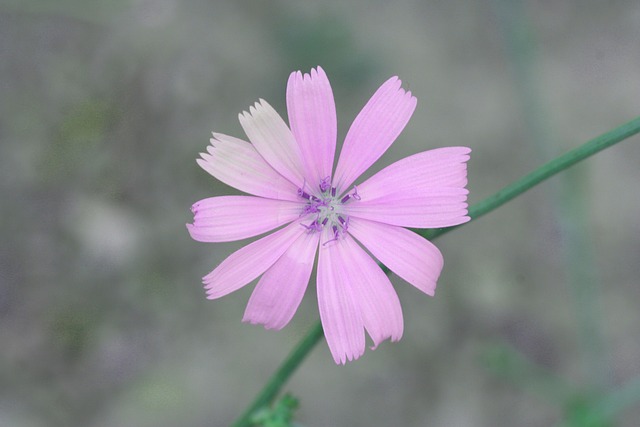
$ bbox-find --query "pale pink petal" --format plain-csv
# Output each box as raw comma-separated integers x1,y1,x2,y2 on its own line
197,133,299,201
355,147,471,200
203,221,306,299
317,229,404,363
286,66,337,190
347,218,443,296
238,99,305,187
187,196,302,242
344,146,471,227
243,231,320,330
345,192,470,228
332,77,417,194
331,234,404,349
317,229,365,364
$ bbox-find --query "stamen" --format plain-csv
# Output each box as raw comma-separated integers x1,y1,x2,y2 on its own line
301,220,322,232
320,177,331,193
352,185,361,201
301,204,319,215
322,225,341,246
337,215,350,232
297,188,311,200
299,179,353,242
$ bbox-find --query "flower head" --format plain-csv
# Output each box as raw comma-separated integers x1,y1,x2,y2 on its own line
187,67,470,364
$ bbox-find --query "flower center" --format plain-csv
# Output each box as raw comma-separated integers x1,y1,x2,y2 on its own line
297,177,361,244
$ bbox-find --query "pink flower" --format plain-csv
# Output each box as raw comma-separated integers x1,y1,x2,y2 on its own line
188,67,470,364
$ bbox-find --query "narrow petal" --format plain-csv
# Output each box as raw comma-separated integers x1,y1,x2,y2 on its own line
287,66,337,189
187,196,302,242
344,147,471,228
238,99,305,187
345,192,470,228
332,234,404,349
332,77,417,194
317,229,365,364
197,133,299,201
317,230,404,364
243,231,320,330
347,218,443,296
203,221,306,299
355,147,471,200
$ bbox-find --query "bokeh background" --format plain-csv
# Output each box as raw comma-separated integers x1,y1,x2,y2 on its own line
2,0,640,426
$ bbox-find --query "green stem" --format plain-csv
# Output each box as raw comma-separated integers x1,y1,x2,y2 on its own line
230,322,324,427
420,115,640,241
231,115,640,427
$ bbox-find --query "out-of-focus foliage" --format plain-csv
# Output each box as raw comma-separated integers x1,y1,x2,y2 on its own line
251,394,300,427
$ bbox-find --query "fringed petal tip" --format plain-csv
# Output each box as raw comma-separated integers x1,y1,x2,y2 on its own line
369,334,402,351
290,65,326,82
185,222,198,239
332,75,418,192
203,283,218,300
240,316,281,331
238,98,305,186
332,348,366,365
287,65,337,188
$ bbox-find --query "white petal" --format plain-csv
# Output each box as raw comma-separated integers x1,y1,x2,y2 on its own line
239,99,305,188
197,133,299,201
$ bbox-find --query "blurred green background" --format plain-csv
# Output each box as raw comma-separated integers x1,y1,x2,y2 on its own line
1,1,639,426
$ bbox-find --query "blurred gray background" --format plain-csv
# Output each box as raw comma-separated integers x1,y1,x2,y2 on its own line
1,0,640,426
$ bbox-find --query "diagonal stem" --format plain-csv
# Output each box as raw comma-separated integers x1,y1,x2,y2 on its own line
230,322,324,427
231,115,640,427
420,115,640,241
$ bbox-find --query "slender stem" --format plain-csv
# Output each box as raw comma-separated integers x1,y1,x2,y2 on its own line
494,0,608,391
420,115,640,241
231,322,324,427
231,116,640,427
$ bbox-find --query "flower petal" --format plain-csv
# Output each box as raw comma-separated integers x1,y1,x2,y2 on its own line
347,218,443,296
344,146,471,227
187,196,302,242
355,147,471,200
287,66,337,190
317,229,365,364
333,234,404,349
332,77,417,194
345,192,470,228
317,230,404,364
203,221,306,299
197,133,299,201
239,99,305,187
243,231,320,330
